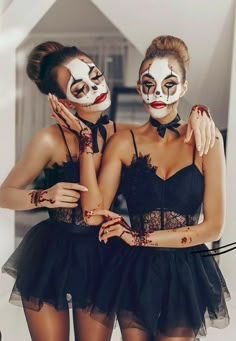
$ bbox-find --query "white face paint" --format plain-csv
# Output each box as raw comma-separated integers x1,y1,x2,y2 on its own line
140,58,183,119
64,58,111,112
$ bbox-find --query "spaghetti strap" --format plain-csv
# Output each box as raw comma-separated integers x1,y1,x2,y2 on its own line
57,124,73,162
113,121,117,133
130,130,138,157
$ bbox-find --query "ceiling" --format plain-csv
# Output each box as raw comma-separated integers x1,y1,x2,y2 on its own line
31,0,119,34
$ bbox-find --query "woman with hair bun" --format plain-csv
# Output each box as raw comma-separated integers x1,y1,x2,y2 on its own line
56,35,230,340
1,39,215,340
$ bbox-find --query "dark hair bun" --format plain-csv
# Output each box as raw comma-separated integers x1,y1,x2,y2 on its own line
26,41,64,91
145,35,189,68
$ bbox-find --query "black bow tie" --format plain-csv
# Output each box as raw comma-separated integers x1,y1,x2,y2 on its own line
149,114,181,138
75,113,109,153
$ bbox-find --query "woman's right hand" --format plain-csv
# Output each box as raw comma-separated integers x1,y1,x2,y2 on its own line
30,182,88,208
48,93,87,135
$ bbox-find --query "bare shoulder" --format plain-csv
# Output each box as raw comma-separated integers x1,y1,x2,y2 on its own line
106,129,134,150
31,124,76,150
215,127,223,141
203,127,224,164
31,124,59,148
103,129,136,163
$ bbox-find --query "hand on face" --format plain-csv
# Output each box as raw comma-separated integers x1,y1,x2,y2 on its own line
48,93,88,134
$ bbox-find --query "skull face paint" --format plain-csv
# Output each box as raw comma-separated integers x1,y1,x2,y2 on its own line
64,58,111,112
140,58,183,119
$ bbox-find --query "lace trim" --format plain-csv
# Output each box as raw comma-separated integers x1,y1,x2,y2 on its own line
124,153,157,174
45,155,79,171
130,209,200,233
48,205,88,226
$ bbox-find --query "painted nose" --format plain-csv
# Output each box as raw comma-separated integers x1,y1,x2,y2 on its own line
156,90,161,96
92,85,98,90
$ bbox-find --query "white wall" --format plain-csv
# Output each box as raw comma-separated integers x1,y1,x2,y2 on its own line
0,1,57,340
92,0,235,129
221,3,236,298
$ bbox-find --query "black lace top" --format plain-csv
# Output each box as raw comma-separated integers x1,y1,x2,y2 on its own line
44,122,116,225
44,125,86,225
120,130,204,233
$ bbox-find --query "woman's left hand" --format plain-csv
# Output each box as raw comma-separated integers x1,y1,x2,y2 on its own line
86,208,134,245
185,104,216,156
101,217,135,245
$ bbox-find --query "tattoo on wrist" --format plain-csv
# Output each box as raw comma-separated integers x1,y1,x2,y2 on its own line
118,217,153,246
132,232,152,246
79,128,93,154
29,190,55,207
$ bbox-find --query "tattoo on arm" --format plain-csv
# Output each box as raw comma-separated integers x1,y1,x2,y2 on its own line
79,128,93,154
119,217,154,246
181,236,193,245
29,190,55,207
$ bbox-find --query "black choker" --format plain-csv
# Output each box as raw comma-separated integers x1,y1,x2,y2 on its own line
75,113,109,153
149,114,181,138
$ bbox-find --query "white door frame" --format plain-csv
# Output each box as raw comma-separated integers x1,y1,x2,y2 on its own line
0,0,57,266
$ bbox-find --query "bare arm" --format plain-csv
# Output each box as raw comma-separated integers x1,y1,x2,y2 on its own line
0,127,86,210
100,129,225,247
80,132,129,225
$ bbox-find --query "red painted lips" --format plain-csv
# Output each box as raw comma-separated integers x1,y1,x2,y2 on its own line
94,93,107,104
150,101,167,109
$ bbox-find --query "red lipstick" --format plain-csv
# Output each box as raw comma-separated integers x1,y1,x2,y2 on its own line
94,93,107,104
150,101,167,109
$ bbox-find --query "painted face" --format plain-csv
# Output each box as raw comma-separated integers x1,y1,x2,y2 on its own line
140,58,183,119
64,58,111,112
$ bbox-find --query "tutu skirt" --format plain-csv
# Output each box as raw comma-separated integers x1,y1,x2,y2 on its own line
90,239,230,338
2,218,106,311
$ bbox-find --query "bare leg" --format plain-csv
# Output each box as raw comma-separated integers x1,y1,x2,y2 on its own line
73,308,115,341
120,328,150,341
23,302,69,341
156,333,194,341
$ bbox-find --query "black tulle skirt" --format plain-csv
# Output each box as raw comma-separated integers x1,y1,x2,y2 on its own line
2,218,106,311
89,239,230,338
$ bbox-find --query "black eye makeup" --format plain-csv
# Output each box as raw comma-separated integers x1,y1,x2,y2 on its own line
70,83,87,98
91,72,104,81
142,81,155,88
164,81,178,89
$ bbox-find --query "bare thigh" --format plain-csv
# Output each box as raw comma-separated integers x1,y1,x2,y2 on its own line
156,333,194,341
23,302,69,341
73,308,115,341
120,327,151,341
